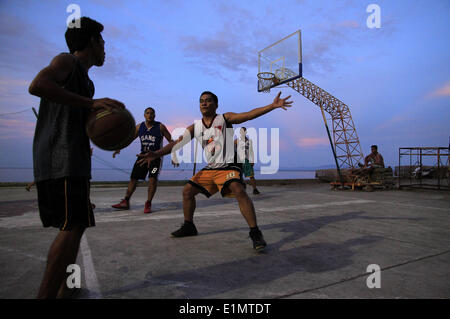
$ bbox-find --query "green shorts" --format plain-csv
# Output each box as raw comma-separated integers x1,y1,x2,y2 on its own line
242,159,254,178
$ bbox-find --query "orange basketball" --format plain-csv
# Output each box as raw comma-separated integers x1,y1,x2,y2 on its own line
86,108,136,151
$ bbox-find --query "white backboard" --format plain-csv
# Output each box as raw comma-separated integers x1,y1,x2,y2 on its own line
258,30,302,92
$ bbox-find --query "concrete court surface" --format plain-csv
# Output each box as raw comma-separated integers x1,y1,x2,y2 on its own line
0,181,449,299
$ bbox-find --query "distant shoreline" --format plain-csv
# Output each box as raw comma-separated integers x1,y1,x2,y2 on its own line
0,168,318,183
0,178,323,188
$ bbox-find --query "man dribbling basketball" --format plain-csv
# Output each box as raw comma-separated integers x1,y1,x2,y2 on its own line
29,17,125,298
111,107,174,213
137,91,293,251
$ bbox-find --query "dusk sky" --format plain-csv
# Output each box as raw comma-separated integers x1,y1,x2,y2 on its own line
0,0,449,176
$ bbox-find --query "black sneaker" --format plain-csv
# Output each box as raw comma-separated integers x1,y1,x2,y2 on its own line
249,229,267,251
171,222,198,237
253,189,260,195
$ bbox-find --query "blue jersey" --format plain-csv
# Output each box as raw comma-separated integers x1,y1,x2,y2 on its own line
138,121,163,153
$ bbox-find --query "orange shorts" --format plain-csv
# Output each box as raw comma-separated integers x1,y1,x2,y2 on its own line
188,167,243,198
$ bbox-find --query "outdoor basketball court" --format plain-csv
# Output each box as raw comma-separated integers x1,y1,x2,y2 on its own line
1,182,449,299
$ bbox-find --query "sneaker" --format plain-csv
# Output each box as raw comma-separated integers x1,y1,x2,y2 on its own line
253,189,260,195
171,222,198,237
249,229,267,251
112,198,129,210
144,201,152,214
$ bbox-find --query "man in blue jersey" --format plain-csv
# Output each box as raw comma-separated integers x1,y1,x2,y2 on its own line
112,107,173,213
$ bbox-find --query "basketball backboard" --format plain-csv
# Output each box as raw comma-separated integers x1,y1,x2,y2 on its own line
257,30,302,92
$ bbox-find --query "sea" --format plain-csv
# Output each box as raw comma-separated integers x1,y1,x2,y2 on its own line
0,168,316,182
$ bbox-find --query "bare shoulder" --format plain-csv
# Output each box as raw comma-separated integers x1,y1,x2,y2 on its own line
48,53,75,72
41,53,75,85
29,53,75,94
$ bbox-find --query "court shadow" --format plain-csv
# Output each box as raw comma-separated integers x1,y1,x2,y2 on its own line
94,193,278,214
100,210,420,298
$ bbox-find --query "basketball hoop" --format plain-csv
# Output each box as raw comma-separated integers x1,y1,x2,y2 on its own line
257,72,277,93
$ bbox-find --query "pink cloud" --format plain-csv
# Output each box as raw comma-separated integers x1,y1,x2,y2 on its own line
375,114,411,131
337,20,360,29
428,82,450,98
0,118,35,140
163,116,197,139
296,137,329,147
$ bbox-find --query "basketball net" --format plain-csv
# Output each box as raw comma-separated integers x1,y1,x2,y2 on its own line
257,72,279,93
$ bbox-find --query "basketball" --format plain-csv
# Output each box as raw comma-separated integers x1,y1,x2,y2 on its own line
86,108,136,151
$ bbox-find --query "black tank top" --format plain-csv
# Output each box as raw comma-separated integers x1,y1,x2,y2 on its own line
33,53,94,181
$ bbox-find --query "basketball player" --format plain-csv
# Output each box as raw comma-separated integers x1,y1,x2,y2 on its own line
29,17,125,298
111,107,174,213
138,91,293,251
235,127,260,194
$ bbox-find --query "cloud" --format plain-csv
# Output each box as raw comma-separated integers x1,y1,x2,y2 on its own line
176,2,274,80
296,137,329,147
0,118,35,140
337,20,360,29
96,53,146,80
374,114,412,131
164,116,196,134
0,76,36,109
88,0,126,9
0,13,57,74
179,28,253,77
303,11,397,75
427,82,450,98
0,77,31,95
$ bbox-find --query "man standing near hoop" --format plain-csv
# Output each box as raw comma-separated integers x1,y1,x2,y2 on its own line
111,107,173,214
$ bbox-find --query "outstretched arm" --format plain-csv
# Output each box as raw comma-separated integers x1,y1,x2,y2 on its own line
224,92,293,124
137,124,194,166
160,123,174,143
160,123,178,166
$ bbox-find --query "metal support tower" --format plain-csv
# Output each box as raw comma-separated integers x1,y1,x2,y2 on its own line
287,76,365,169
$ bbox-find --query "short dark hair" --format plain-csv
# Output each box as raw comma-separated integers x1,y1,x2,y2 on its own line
200,91,218,105
371,145,378,150
65,17,104,54
241,127,247,132
145,107,155,113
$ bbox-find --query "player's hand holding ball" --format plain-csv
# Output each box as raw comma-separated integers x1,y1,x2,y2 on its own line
86,98,136,151
91,98,125,112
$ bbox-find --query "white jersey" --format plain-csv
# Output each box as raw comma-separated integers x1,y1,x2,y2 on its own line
194,114,235,169
236,136,254,163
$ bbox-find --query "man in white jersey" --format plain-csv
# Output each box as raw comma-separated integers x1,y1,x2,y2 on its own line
137,91,293,251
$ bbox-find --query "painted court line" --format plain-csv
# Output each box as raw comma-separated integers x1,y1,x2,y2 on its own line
94,199,375,223
257,199,375,212
80,234,103,299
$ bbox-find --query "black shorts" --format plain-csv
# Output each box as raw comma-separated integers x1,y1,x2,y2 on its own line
130,158,162,180
36,177,95,231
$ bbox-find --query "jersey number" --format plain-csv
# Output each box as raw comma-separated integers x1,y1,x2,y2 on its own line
226,172,236,179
